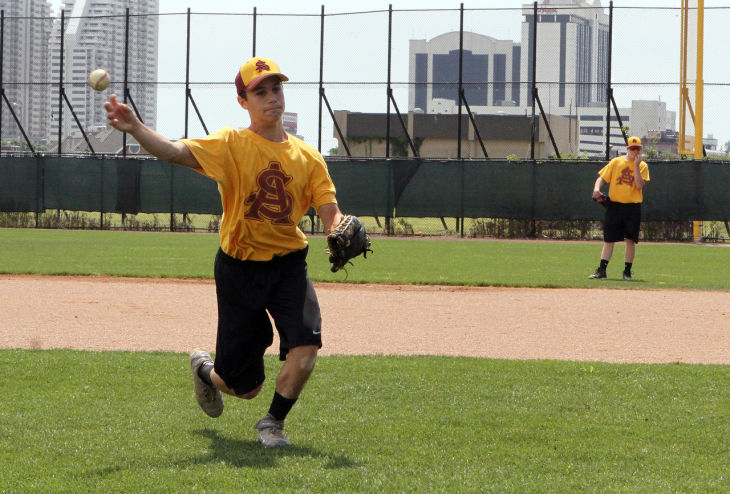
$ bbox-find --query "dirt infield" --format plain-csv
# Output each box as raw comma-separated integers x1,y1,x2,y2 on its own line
1,274,728,364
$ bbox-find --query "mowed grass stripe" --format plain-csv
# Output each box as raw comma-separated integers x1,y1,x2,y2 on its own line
0,228,728,290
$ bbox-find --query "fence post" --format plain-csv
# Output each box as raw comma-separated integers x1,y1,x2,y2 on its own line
184,8,191,140
175,8,193,231
317,5,324,153
57,9,64,155
252,7,256,57
100,159,105,229
385,4,392,158
457,3,464,160
458,3,465,235
530,1,537,160
123,8,130,158
605,0,613,160
0,10,3,154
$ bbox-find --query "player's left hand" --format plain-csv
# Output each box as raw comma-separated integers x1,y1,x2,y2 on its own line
326,215,372,273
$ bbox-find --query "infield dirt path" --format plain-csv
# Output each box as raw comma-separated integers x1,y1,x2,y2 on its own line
1,275,728,364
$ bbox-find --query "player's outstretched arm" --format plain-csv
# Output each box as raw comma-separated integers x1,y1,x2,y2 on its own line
104,94,199,169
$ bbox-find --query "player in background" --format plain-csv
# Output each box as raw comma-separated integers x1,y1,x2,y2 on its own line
104,57,343,448
589,136,650,281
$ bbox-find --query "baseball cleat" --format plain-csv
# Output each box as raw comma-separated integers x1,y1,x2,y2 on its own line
588,268,607,279
623,271,634,281
255,414,291,447
190,349,223,418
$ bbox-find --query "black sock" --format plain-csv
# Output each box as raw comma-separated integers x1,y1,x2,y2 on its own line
198,362,214,386
599,259,609,270
624,262,632,273
268,391,298,422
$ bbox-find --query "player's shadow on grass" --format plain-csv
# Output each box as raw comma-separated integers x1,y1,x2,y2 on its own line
185,428,358,469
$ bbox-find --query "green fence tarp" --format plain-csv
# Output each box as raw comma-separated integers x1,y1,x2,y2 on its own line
0,157,42,212
1,156,728,221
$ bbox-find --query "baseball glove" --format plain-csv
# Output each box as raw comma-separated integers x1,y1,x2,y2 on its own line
327,214,372,273
593,192,610,207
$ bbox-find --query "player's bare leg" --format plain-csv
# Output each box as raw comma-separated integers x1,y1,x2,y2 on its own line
275,345,318,398
210,372,263,399
600,242,614,261
255,345,318,447
624,239,636,263
208,345,317,399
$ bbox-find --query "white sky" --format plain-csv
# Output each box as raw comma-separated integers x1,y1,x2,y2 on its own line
48,0,730,152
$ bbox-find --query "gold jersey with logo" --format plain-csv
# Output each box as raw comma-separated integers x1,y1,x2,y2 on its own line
598,156,650,204
182,127,337,261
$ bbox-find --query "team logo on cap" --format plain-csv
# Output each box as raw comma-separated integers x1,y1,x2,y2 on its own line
255,60,270,73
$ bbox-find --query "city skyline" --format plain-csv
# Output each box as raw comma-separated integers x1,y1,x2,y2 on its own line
3,0,729,154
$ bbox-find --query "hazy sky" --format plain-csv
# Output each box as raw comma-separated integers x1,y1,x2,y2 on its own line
48,0,730,152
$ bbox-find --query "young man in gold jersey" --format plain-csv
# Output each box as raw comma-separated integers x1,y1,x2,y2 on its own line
105,57,342,447
589,136,650,281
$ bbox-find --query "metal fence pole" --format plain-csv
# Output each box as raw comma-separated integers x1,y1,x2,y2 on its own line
385,5,392,158
184,8,191,139
0,10,3,154
252,7,256,57
58,10,64,155
457,3,464,160
605,0,613,160
458,4,465,236
317,5,324,153
530,1,537,160
123,8,130,158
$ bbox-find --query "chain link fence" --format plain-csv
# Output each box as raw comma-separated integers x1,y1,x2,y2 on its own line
1,4,728,240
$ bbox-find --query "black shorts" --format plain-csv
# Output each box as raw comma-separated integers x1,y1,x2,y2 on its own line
212,247,322,395
603,202,642,243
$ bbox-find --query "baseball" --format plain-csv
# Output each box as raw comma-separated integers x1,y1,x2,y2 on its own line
88,68,110,91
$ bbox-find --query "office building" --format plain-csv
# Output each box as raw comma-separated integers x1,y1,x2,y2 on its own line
409,32,521,114
0,0,53,145
577,100,676,155
48,0,158,142
522,0,609,109
409,0,608,117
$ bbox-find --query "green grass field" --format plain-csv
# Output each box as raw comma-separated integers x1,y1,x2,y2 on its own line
1,228,728,492
0,228,728,290
1,351,728,492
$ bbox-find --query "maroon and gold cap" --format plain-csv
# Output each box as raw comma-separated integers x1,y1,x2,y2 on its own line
234,57,288,95
627,136,642,149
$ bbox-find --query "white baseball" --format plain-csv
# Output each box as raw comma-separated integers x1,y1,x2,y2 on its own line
88,69,110,91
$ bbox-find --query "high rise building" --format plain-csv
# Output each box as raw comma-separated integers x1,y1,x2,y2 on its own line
409,0,609,116
0,0,53,145
409,32,521,114
522,0,609,109
48,0,158,142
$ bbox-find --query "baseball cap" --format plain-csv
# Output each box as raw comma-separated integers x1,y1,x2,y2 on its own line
235,57,288,95
627,136,643,148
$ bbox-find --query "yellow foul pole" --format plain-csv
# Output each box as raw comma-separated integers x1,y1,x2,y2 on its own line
693,0,704,240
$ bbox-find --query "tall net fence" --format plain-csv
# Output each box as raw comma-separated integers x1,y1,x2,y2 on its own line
1,4,728,239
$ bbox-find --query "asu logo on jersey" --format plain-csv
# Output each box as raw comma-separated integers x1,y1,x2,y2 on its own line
244,161,294,225
616,168,634,186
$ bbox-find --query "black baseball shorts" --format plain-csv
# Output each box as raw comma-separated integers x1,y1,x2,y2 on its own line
603,202,642,243
212,247,322,395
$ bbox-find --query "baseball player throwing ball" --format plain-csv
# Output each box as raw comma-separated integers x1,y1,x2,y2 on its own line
104,57,369,447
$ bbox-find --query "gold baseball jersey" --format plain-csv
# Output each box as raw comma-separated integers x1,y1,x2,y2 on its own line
598,156,650,203
182,127,337,261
